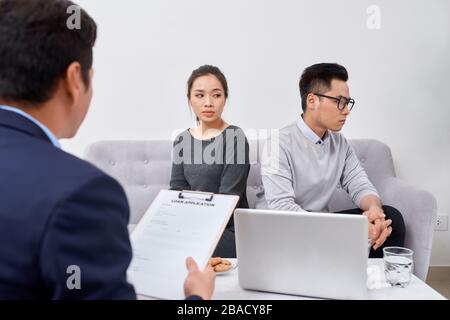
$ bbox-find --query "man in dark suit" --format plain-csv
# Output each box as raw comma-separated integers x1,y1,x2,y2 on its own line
0,0,215,299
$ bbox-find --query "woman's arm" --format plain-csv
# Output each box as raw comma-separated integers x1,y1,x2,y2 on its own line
170,163,190,191
169,134,191,190
218,128,250,205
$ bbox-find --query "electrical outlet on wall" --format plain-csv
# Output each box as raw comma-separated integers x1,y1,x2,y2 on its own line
435,215,448,231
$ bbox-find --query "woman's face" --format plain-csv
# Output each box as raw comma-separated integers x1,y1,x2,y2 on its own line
189,74,226,124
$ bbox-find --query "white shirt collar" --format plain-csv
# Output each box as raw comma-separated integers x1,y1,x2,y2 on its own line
296,114,328,145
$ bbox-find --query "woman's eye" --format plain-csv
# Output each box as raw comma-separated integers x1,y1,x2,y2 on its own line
213,94,222,98
195,94,204,98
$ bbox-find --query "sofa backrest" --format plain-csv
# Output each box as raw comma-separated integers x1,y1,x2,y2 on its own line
84,139,396,224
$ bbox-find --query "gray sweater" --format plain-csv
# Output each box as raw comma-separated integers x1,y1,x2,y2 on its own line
170,126,250,226
260,118,379,212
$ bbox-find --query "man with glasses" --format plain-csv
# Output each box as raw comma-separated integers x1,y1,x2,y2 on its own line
260,63,405,257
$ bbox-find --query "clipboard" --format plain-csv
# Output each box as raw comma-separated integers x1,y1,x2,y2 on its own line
127,189,239,300
178,190,214,202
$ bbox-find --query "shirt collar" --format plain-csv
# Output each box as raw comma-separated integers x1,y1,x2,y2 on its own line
0,105,61,148
296,114,328,145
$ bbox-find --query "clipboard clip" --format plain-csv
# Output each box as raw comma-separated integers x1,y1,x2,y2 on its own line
178,190,214,202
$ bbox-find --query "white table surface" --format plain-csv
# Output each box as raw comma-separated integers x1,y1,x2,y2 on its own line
211,259,446,300
128,223,445,300
137,258,445,300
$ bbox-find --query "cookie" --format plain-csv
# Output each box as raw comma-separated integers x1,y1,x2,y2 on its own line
209,257,223,266
214,263,231,272
221,259,231,266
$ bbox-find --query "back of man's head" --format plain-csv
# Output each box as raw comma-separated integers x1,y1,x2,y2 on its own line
299,63,348,112
0,0,97,106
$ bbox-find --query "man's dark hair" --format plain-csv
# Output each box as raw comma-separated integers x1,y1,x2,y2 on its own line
299,63,348,112
0,0,97,105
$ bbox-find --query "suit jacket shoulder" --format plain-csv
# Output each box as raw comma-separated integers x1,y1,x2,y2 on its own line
0,111,136,299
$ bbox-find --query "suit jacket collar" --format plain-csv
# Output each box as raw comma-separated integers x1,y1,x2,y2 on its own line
0,108,52,144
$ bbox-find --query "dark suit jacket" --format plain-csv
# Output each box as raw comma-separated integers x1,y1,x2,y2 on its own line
0,109,136,299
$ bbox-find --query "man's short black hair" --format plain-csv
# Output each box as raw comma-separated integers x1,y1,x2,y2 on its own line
0,0,97,106
299,63,348,112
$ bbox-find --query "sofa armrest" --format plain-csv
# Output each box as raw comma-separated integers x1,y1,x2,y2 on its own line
376,177,437,280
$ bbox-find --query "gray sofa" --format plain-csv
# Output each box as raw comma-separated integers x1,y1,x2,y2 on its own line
84,139,437,281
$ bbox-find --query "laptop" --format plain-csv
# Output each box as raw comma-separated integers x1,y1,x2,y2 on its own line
234,209,368,300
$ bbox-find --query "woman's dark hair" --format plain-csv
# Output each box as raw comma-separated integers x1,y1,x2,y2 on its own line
187,65,228,99
299,63,348,112
0,0,97,105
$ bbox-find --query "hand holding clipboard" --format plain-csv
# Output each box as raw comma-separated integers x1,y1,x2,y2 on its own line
127,189,239,299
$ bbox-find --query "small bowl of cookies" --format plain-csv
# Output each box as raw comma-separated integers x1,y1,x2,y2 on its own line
208,257,237,275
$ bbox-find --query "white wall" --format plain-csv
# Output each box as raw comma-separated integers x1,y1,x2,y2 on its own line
66,0,450,265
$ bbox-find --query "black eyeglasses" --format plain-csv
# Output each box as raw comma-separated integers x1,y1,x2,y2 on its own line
313,93,355,111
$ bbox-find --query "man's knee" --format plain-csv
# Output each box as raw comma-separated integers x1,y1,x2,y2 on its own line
382,205,406,235
382,205,403,222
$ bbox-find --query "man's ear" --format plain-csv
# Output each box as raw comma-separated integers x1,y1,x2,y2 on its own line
306,93,317,112
63,62,85,106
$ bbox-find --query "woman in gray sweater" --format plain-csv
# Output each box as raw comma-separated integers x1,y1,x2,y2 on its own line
170,65,250,258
